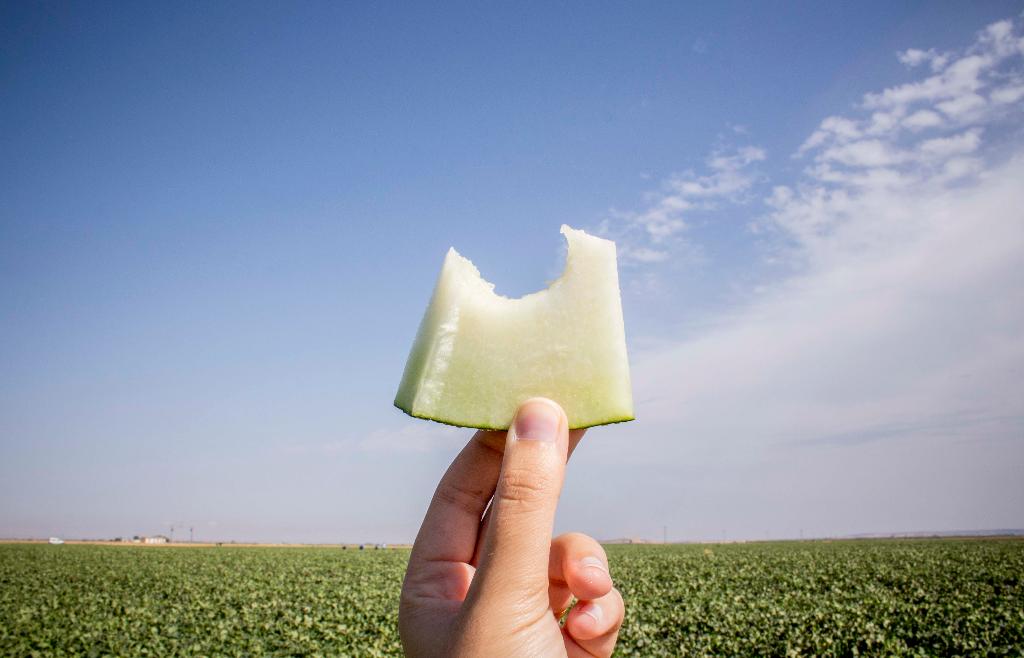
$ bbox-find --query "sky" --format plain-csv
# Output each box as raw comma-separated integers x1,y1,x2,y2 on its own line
2,2,1022,543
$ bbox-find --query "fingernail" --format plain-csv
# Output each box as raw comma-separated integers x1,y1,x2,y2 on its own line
512,399,561,442
580,556,609,575
579,601,603,624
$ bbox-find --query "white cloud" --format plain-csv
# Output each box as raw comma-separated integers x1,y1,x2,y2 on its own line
991,82,1024,104
567,17,1024,539
798,17,1023,195
865,109,905,135
864,53,990,112
627,151,1024,456
935,92,987,118
585,148,1024,539
822,116,862,140
898,47,950,71
803,163,909,189
791,18,1024,160
601,145,766,263
820,139,908,167
814,129,982,173
798,116,862,154
937,155,983,182
917,128,982,158
903,109,944,130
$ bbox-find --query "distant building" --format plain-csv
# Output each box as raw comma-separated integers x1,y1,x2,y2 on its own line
603,537,652,545
143,535,169,544
48,537,64,545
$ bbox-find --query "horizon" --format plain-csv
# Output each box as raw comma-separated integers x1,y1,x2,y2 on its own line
2,2,1023,544
8,527,1024,547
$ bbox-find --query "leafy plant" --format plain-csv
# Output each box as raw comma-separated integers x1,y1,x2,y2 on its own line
1,539,1021,656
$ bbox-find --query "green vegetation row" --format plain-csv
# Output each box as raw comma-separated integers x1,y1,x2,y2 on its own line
1,539,1022,656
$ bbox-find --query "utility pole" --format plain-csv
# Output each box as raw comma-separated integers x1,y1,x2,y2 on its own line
190,527,194,543
170,525,174,542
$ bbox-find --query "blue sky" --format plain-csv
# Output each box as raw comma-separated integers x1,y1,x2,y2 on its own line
2,2,1022,543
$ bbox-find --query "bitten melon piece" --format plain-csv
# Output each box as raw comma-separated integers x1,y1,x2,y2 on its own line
394,225,634,430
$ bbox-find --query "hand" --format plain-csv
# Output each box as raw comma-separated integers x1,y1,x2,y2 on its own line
399,398,625,657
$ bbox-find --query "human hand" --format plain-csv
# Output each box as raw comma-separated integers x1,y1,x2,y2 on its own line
399,398,625,657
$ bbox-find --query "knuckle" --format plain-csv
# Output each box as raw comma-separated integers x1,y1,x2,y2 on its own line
433,479,489,517
497,467,555,506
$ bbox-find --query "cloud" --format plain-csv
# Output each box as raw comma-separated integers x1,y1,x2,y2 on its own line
936,92,987,118
820,139,907,167
917,128,982,158
769,16,1022,273
585,149,1024,538
627,150,1024,456
795,18,1023,202
991,81,1024,104
601,145,766,263
798,116,863,154
862,20,1021,116
565,17,1024,538
686,20,1022,439
897,47,950,72
796,19,1023,166
903,109,944,131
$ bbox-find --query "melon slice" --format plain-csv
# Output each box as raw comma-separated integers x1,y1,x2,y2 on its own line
394,225,634,430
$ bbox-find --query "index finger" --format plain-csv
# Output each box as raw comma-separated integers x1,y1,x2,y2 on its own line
470,428,586,567
408,429,505,567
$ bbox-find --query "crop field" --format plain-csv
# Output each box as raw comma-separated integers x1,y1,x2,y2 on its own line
1,539,1022,656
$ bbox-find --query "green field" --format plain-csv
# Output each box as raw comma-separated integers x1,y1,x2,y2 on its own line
1,539,1022,656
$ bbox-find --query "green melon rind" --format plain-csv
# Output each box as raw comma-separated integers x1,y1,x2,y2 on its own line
393,399,635,431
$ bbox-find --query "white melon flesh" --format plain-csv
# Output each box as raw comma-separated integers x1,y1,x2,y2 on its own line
394,225,634,430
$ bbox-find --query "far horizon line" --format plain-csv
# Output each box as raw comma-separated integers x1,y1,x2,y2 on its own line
5,528,1023,547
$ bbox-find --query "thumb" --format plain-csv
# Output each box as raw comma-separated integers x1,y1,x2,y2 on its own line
473,398,569,604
